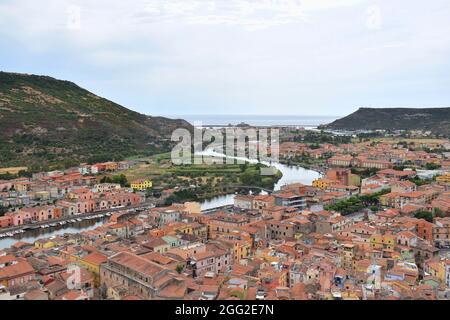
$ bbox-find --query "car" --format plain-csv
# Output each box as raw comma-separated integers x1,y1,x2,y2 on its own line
256,290,266,300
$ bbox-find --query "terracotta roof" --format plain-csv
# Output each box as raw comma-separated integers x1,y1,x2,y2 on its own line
82,252,108,266
0,259,35,280
109,252,166,277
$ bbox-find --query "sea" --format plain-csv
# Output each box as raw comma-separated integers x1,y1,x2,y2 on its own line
172,115,339,128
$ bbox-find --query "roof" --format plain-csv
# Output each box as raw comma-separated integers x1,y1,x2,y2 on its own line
108,252,166,277
0,259,35,280
82,252,108,266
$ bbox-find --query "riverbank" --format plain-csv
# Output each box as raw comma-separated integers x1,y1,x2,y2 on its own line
0,151,321,250
0,200,155,239
196,149,322,208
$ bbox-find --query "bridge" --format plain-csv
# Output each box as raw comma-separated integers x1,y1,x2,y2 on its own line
224,185,275,194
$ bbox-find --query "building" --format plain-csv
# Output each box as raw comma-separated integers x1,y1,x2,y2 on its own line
273,192,306,210
325,168,354,186
101,252,187,300
131,179,152,191
354,157,393,170
0,216,13,228
380,191,428,209
312,178,334,190
252,195,275,212
433,217,450,248
0,256,35,288
234,195,253,210
186,243,232,278
266,216,314,240
392,181,417,193
151,208,181,227
436,173,450,184
327,155,353,167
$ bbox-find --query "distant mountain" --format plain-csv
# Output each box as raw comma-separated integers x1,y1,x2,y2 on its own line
321,107,450,136
0,72,192,171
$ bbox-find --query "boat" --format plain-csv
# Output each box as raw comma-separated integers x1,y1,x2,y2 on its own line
76,218,82,222
6,232,14,237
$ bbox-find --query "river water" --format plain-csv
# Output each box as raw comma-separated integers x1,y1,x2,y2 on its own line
197,149,321,210
0,150,321,249
0,218,109,250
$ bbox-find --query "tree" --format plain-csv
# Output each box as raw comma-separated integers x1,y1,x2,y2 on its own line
176,264,184,274
0,207,8,216
414,211,433,223
425,163,441,170
434,208,446,218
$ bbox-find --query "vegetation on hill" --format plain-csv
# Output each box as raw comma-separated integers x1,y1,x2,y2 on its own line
325,190,390,215
0,72,192,171
321,107,450,137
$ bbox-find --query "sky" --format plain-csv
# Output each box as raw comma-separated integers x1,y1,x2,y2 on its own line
0,0,450,118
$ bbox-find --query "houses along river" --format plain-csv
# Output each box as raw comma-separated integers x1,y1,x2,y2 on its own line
0,150,321,249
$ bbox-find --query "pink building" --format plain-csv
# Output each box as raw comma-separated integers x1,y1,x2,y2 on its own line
6,206,60,225
76,200,96,214
0,216,13,228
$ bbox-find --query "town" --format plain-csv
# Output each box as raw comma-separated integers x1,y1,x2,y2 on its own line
0,135,449,301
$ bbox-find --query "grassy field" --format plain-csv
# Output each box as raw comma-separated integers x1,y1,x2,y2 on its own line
107,153,282,191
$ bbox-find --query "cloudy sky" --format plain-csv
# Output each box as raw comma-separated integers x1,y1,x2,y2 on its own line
1,0,449,117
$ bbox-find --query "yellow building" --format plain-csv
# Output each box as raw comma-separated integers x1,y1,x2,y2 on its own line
0,167,28,175
14,180,30,192
69,252,108,286
103,162,119,171
436,173,450,183
167,223,193,235
341,244,355,270
232,240,251,263
130,179,152,191
370,233,395,250
312,178,334,190
35,239,56,249
424,260,446,284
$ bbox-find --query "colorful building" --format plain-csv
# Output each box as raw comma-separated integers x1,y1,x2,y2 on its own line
130,179,152,191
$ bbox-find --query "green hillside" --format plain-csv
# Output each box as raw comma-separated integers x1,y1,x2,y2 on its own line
322,107,450,137
0,72,192,171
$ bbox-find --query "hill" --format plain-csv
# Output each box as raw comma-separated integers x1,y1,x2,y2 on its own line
0,72,192,171
321,107,450,136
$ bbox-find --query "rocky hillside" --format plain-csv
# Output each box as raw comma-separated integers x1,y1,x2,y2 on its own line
322,107,450,137
0,72,192,171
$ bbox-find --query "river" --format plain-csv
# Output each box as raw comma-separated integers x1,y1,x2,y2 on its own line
0,218,109,250
197,149,321,210
0,150,321,249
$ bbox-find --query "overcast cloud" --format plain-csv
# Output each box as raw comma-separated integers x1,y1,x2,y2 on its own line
1,0,449,117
